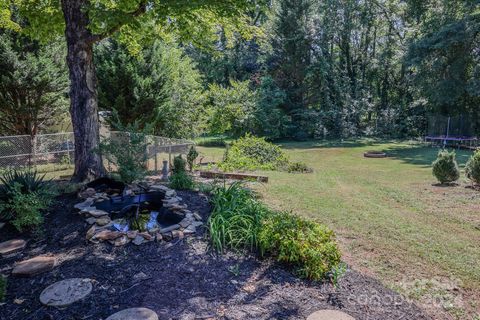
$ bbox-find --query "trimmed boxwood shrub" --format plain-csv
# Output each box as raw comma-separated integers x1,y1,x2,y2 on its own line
259,212,341,280
465,149,480,184
432,150,460,184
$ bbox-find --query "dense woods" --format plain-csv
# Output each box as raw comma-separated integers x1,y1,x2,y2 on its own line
0,0,479,177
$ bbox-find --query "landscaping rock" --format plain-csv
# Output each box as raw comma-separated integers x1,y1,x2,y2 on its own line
86,217,96,225
12,256,56,276
86,225,96,240
306,310,356,320
160,224,180,234
171,230,184,239
0,239,26,255
95,216,111,226
105,307,158,320
111,235,130,247
132,235,145,246
79,188,96,199
87,209,109,218
94,230,122,241
193,211,202,221
74,198,94,210
127,230,138,239
139,232,153,241
39,278,92,307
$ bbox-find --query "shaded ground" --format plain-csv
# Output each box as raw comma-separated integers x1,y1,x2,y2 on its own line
197,140,480,320
0,190,429,320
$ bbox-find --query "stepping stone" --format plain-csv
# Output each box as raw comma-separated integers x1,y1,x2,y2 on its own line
307,310,356,320
106,307,158,320
12,256,57,276
40,278,92,307
0,239,26,255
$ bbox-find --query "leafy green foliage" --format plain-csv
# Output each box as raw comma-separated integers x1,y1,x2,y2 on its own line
0,169,56,232
187,146,199,171
220,134,289,171
0,32,68,136
206,80,256,137
172,155,187,174
99,113,152,183
96,40,206,138
208,182,269,252
0,169,49,199
258,211,341,280
0,276,6,302
465,149,480,184
284,161,312,173
169,171,195,190
432,150,460,184
208,182,341,280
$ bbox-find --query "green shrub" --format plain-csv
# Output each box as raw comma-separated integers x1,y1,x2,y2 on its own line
284,161,313,173
432,150,460,184
208,182,268,252
169,171,195,190
196,138,227,147
187,146,199,171
0,169,49,200
0,169,56,232
465,149,480,184
0,276,6,302
220,134,289,171
0,184,53,232
259,212,341,280
172,155,187,174
99,112,152,183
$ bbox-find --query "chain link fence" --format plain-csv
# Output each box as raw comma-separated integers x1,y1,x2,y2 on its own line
0,132,194,176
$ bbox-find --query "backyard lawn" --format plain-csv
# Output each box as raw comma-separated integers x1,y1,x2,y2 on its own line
198,140,480,319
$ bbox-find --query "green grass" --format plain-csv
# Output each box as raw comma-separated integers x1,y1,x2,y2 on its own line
198,139,480,319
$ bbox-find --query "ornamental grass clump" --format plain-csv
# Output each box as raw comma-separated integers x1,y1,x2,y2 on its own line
465,149,480,185
432,150,460,184
207,182,341,281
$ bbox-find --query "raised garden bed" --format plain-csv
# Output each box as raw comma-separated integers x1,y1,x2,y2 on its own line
198,170,268,183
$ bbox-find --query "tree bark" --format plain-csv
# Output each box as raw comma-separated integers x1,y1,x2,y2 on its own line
61,0,105,182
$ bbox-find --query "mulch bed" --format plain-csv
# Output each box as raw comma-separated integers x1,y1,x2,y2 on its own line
0,190,431,320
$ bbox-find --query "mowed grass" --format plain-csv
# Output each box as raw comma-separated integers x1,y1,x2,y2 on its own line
198,140,480,318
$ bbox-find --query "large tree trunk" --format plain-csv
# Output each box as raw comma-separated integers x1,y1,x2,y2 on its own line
62,0,105,182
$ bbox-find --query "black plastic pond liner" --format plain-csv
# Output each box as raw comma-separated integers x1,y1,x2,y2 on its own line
94,191,183,231
86,177,126,195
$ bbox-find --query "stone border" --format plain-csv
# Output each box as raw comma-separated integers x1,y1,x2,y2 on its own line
76,183,203,246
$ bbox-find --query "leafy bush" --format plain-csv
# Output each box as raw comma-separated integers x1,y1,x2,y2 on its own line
0,170,56,232
99,112,151,183
187,146,199,171
432,150,460,184
207,182,341,281
220,134,289,171
0,276,6,302
169,171,195,190
259,211,341,280
208,182,268,252
465,149,480,184
172,155,187,174
0,169,48,199
284,161,313,173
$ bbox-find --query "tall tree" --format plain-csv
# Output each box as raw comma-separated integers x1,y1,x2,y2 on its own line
1,0,259,181
0,33,68,136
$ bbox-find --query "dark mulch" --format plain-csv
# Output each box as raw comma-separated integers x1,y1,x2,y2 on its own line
0,190,431,320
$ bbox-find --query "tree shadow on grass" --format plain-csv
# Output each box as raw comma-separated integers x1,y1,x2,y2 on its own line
384,144,473,168
276,138,390,150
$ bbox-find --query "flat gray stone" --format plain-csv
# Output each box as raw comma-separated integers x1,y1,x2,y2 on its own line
106,307,158,320
74,198,94,210
0,239,26,255
87,209,109,218
12,256,57,276
40,278,92,307
307,310,356,320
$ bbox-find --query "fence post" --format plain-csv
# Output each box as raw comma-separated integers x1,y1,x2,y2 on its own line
154,138,158,174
